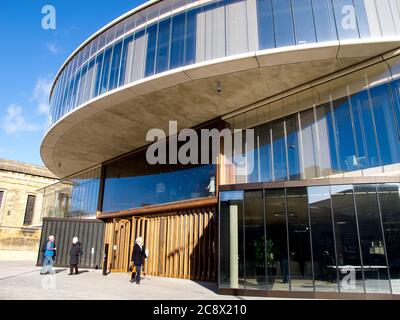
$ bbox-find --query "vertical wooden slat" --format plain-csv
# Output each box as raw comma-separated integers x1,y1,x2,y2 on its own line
198,210,204,280
155,218,162,275
174,214,179,277
193,210,199,279
147,218,152,275
144,219,149,276
170,215,174,277
203,210,209,280
178,214,184,278
188,211,194,278
183,212,189,279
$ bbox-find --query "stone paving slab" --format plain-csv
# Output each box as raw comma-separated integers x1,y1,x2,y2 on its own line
0,261,279,300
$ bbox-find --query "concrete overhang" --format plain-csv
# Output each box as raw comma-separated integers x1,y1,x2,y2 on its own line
41,38,400,178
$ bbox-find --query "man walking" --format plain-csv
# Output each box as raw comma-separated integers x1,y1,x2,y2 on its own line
40,235,57,275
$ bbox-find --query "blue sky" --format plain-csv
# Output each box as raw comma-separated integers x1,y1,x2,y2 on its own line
0,0,145,166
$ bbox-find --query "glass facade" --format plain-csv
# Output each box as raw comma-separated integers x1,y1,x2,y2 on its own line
102,150,216,213
219,183,400,295
222,56,400,184
48,0,400,127
40,167,101,219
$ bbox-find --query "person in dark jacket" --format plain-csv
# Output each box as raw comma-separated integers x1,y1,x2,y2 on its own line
69,236,83,275
130,236,146,284
40,235,56,275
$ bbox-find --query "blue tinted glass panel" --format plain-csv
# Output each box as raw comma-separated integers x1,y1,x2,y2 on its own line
185,8,197,65
353,0,371,38
350,89,381,168
84,59,95,102
333,0,360,40
118,35,134,86
258,124,273,182
285,115,300,180
370,83,400,165
108,41,123,91
272,120,287,181
93,52,104,98
316,103,340,174
389,79,400,142
170,13,186,69
312,0,337,42
145,24,158,77
247,130,260,183
292,0,316,45
272,0,295,47
99,47,112,94
332,96,358,172
256,0,275,49
103,162,216,212
156,18,171,73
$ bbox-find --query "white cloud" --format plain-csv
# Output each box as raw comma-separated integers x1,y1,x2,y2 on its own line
47,42,60,55
2,104,39,134
32,76,52,115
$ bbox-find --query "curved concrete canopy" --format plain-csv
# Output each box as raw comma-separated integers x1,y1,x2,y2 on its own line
41,39,400,178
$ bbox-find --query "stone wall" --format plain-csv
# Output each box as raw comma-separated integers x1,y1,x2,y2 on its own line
0,159,58,259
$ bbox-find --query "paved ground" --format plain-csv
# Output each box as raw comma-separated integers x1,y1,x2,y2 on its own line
0,261,276,300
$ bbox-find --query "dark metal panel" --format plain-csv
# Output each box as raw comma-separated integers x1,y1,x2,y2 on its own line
88,222,95,268
38,218,105,269
82,222,90,267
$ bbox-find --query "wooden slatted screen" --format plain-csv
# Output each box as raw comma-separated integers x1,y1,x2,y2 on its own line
102,206,217,281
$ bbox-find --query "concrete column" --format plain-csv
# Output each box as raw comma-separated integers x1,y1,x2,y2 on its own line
229,204,239,288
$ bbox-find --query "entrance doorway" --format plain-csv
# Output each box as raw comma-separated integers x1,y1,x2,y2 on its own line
111,218,131,272
103,207,217,281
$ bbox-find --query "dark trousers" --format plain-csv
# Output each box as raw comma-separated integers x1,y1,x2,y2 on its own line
70,264,79,274
135,265,141,283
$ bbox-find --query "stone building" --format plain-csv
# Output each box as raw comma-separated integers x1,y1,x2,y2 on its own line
0,158,58,260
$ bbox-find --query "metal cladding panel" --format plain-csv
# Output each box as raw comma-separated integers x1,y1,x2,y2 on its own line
37,218,105,269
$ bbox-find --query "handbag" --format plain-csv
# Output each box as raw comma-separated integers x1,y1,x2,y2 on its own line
129,264,136,273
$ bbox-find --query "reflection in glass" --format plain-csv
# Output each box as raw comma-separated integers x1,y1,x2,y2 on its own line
287,187,313,291
292,0,316,45
354,184,391,294
300,108,318,179
378,184,400,294
308,186,339,292
156,18,172,73
219,191,245,289
272,0,295,47
312,0,337,42
102,150,216,212
285,115,300,180
256,0,275,49
332,0,360,40
369,80,400,166
332,96,358,172
272,121,287,181
331,185,364,293
244,190,266,289
265,189,289,291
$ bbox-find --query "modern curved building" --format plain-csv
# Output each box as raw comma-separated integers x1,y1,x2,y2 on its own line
40,0,400,299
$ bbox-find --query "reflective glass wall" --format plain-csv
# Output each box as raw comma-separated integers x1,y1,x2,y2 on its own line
102,151,216,213
40,167,101,219
48,0,400,126
219,183,400,295
222,55,400,184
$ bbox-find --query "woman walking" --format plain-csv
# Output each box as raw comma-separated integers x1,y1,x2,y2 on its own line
130,236,146,284
69,237,83,275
